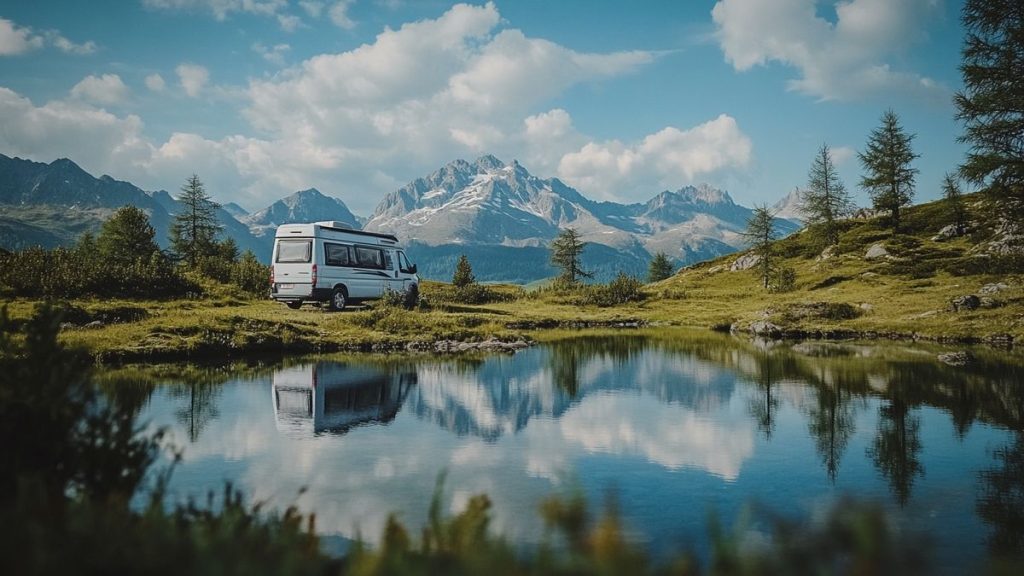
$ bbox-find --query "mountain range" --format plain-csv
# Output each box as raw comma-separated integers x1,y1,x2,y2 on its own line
0,152,799,283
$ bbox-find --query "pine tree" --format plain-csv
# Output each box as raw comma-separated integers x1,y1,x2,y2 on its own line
97,206,160,266
858,110,919,233
549,228,591,286
956,0,1024,219
803,144,852,246
743,205,778,290
942,173,968,236
647,252,675,283
452,254,475,288
170,174,221,267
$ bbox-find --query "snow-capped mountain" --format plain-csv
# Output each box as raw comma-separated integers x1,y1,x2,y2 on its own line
244,188,360,237
364,155,798,279
771,188,805,222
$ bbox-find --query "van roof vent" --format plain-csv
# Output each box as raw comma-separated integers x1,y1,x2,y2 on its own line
316,221,354,230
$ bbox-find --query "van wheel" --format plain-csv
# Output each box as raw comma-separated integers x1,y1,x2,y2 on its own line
286,301,302,310
329,288,347,311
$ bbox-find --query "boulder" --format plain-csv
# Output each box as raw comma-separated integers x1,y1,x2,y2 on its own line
730,253,761,271
859,303,874,312
949,295,981,312
864,243,889,260
83,320,103,329
979,282,1009,295
937,351,974,367
749,321,783,338
816,245,837,262
931,224,961,242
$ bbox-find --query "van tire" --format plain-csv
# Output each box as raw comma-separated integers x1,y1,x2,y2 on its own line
286,301,302,310
329,287,347,311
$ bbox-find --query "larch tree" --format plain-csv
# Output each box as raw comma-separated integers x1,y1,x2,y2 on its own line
647,252,675,283
452,254,475,288
743,205,779,290
956,0,1024,220
859,110,919,233
802,144,853,246
170,174,221,267
942,173,968,236
549,228,591,286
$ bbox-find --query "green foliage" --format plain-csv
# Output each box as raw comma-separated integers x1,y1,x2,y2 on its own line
769,266,797,293
0,245,198,299
859,110,919,233
231,250,270,297
742,205,779,290
97,205,160,266
452,254,475,288
647,251,675,283
550,228,592,286
379,284,420,310
956,0,1024,220
943,172,968,235
804,144,853,246
170,174,222,266
563,272,646,307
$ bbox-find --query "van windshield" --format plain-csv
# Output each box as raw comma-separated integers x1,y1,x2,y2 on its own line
277,240,312,263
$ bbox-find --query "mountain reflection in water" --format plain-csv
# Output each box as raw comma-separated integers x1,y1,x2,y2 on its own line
131,333,1024,569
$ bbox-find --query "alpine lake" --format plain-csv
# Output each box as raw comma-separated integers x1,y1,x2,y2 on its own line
113,329,1024,571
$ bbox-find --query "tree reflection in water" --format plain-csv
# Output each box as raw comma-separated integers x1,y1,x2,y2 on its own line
978,433,1024,557
869,396,924,507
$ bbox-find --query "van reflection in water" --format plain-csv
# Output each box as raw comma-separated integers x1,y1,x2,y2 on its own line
271,362,417,437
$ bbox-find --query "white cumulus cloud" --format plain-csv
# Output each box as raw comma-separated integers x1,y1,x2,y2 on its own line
145,73,166,92
557,114,753,202
176,63,209,97
0,17,95,56
711,0,948,103
70,74,129,105
329,0,356,29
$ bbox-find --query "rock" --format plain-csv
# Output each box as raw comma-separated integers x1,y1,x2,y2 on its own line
730,252,762,271
83,320,103,329
865,243,889,260
860,271,878,278
859,303,874,312
750,321,783,338
950,295,981,312
707,265,725,274
984,333,1014,348
979,282,1010,295
931,224,961,242
979,296,1001,309
937,351,974,367
59,322,77,331
816,245,837,262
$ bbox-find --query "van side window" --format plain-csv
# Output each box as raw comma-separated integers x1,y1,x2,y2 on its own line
324,243,352,267
383,251,394,271
354,246,384,269
277,240,311,263
398,251,413,273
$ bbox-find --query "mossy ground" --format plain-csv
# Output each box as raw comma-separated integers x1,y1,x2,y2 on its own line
5,195,1022,362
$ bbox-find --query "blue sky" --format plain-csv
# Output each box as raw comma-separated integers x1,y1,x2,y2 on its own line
0,0,967,215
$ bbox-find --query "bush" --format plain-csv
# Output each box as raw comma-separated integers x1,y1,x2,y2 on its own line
231,251,270,297
379,284,420,310
568,272,647,307
769,266,797,293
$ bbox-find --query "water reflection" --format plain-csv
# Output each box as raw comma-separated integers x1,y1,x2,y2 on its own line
132,332,1024,568
272,363,417,436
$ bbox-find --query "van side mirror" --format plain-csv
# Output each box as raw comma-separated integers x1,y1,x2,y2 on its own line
410,264,417,274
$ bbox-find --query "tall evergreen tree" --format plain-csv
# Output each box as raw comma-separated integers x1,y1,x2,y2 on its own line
170,174,221,266
742,205,778,290
802,144,852,246
452,254,475,288
956,0,1024,220
549,228,591,286
942,173,968,236
97,206,160,266
647,252,675,283
859,110,919,233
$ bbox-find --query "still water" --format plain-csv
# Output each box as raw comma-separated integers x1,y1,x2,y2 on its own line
127,332,1023,569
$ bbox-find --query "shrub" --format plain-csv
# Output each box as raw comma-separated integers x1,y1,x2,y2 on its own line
769,266,797,293
231,251,270,297
570,272,646,307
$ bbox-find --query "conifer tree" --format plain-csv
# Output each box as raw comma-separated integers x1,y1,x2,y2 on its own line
802,144,852,246
742,205,778,290
956,0,1024,219
550,228,591,286
452,254,475,288
858,110,919,233
97,206,160,266
647,252,675,283
942,173,968,236
170,174,221,267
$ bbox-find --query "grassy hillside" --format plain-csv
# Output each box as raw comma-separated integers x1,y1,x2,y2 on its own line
3,194,1020,363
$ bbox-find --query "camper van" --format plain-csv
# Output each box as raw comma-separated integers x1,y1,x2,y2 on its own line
270,221,418,310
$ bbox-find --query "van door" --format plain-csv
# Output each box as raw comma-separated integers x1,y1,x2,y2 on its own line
384,249,405,294
352,245,387,299
273,239,314,298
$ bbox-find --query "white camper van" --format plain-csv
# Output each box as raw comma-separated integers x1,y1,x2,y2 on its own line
270,221,418,310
